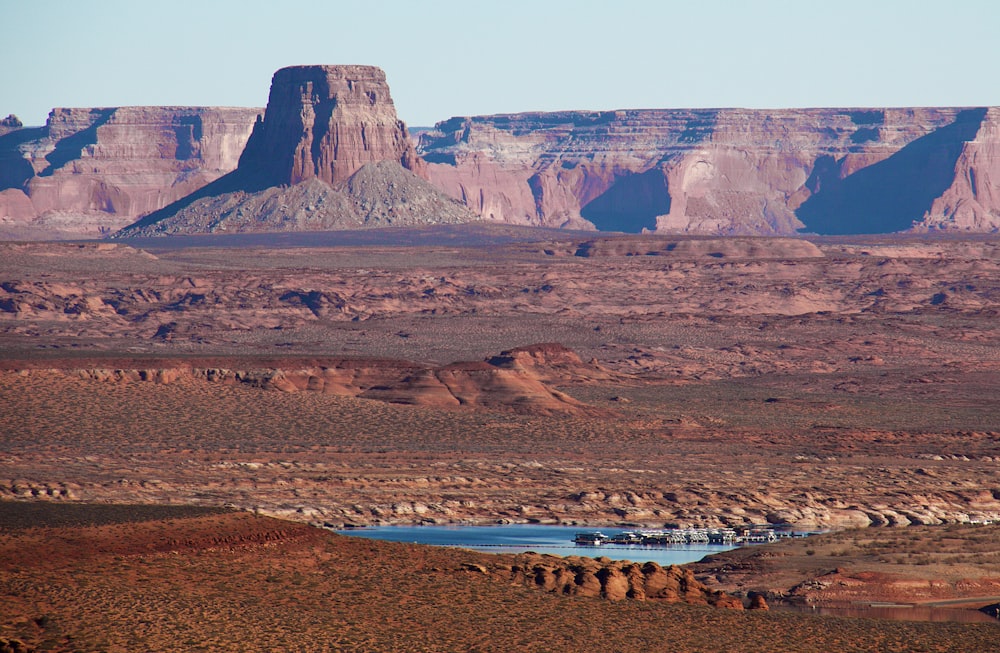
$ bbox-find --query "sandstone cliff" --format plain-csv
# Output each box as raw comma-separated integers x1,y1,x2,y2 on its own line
0,107,260,238
238,65,425,187
115,66,473,236
6,79,1000,238
419,107,1000,234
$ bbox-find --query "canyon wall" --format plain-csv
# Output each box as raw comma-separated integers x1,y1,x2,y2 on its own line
4,87,999,238
0,106,260,238
418,107,1000,234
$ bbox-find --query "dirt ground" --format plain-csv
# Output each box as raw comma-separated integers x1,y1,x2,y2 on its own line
1,226,999,644
1,504,997,653
690,522,1000,607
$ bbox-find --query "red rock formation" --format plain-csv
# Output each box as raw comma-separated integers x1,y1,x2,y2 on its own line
500,554,744,608
0,106,260,238
4,345,603,416
486,343,615,383
922,107,1000,231
7,84,1000,238
115,66,469,237
238,65,425,187
419,107,1000,234
0,114,22,137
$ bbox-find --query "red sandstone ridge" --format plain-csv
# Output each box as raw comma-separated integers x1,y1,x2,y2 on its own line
114,66,473,237
2,345,605,416
486,343,615,384
0,107,260,238
418,108,1000,235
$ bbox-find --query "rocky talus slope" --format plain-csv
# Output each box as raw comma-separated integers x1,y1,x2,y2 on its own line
115,161,474,236
115,66,474,236
0,106,260,237
419,107,1000,234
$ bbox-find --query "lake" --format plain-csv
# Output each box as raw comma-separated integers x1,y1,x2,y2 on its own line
336,524,1000,625
336,524,737,566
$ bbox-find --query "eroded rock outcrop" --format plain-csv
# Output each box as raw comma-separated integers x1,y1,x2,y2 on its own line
0,106,260,238
486,343,615,383
238,65,425,187
7,90,1000,237
4,345,606,415
495,553,746,609
419,107,1000,234
116,66,473,237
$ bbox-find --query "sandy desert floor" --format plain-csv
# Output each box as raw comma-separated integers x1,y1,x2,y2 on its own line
1,226,999,645
1,503,998,653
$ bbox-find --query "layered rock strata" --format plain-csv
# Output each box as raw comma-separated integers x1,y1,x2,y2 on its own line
237,65,425,187
0,107,260,237
6,93,1000,237
2,344,605,416
419,107,1000,234
116,66,472,236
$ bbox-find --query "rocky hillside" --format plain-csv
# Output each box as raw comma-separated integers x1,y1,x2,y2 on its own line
1,343,606,416
115,66,475,236
419,107,1000,234
0,106,260,238
115,161,474,236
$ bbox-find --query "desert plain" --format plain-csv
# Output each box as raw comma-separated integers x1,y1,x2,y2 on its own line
1,226,999,650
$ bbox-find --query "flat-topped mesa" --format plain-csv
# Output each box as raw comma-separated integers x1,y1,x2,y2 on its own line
113,65,474,237
0,106,260,238
418,107,1000,234
239,65,425,187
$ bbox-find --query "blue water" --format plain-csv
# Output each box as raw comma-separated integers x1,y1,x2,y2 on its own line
335,524,1000,625
336,524,737,566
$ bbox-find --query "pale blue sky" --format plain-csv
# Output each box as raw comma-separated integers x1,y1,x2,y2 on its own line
2,0,998,127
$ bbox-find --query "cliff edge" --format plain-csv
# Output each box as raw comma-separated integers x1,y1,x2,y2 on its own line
115,65,473,236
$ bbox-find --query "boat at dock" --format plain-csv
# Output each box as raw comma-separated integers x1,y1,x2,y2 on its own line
572,531,609,546
574,527,779,547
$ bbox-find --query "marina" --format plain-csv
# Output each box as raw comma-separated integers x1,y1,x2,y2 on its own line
336,524,743,567
573,526,785,547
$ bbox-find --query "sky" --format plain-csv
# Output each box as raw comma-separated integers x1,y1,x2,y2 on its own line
2,0,999,128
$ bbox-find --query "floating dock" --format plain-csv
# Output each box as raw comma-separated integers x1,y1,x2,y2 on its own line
573,527,779,547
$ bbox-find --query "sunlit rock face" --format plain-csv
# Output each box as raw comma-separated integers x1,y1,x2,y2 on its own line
237,65,426,187
113,65,474,237
419,107,1000,234
0,106,260,238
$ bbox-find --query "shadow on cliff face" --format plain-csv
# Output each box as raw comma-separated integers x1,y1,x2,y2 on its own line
796,108,987,235
39,109,115,177
112,168,266,234
0,127,46,191
580,167,671,232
